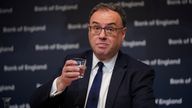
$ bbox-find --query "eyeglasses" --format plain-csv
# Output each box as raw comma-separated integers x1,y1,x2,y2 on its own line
89,25,124,36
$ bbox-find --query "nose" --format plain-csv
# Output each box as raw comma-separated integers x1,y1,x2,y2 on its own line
98,28,106,38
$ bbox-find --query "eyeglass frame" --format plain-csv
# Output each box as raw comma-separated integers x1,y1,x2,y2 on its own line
88,25,126,36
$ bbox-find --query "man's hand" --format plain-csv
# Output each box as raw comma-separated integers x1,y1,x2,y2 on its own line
56,60,80,92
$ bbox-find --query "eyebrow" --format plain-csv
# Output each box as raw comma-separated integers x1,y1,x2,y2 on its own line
91,21,117,26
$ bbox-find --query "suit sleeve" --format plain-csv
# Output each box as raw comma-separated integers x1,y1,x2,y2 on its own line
29,79,66,108
131,67,158,108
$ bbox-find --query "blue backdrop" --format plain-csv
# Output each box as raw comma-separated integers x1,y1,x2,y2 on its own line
0,0,192,108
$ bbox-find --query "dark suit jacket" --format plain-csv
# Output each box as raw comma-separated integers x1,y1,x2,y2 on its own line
30,50,157,108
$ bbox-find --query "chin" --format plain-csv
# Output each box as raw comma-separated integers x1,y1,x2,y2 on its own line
94,47,109,55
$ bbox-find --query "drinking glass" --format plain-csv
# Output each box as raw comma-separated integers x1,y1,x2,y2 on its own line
73,58,86,78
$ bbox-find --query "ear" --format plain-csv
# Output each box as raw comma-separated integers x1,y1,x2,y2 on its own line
121,27,127,40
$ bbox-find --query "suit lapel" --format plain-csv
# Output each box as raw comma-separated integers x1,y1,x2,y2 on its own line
105,52,128,108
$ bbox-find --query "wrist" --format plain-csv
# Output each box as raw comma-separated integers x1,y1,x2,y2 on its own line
56,76,67,92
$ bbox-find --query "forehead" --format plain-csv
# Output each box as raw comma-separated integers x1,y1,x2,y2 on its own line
89,9,123,26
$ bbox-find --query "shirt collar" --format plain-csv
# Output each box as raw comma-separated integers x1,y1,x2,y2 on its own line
92,53,118,72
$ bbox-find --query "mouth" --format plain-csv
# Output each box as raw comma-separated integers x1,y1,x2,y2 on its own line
96,43,108,48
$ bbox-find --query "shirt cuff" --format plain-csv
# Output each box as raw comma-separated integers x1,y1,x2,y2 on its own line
50,77,64,97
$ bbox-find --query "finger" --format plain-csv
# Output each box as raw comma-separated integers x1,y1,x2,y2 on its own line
62,60,79,72
65,75,80,81
65,60,78,66
62,66,80,73
64,71,80,78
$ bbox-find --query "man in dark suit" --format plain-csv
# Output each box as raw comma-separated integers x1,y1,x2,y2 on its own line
30,2,157,108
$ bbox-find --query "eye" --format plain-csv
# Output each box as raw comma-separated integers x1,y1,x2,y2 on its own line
93,26,101,30
106,27,115,32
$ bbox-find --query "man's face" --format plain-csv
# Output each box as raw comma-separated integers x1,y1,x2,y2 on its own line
88,9,126,60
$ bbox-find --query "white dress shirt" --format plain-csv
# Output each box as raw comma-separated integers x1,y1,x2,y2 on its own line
50,53,118,108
